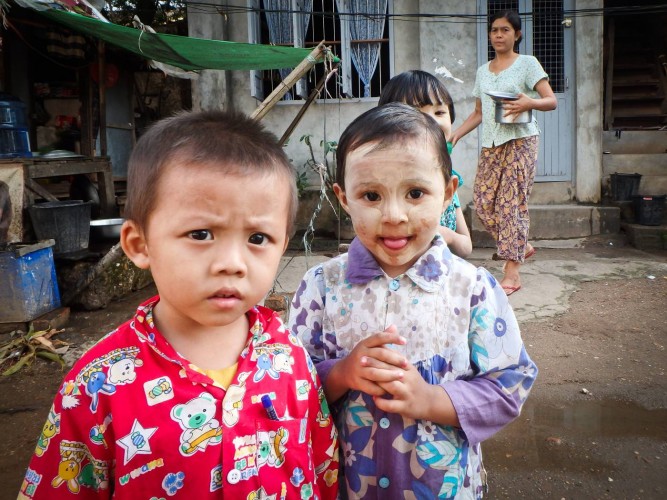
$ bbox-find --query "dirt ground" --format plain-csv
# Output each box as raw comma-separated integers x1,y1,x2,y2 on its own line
1,243,666,500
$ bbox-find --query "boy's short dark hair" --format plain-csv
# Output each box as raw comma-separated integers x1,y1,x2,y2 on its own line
335,103,452,191
378,70,456,124
124,110,298,236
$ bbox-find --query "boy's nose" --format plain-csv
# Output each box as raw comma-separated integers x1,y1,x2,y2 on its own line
211,241,247,276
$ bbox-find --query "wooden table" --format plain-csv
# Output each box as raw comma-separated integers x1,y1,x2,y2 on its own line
19,157,116,218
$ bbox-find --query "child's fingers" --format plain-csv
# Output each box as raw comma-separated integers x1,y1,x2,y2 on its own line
373,392,405,415
357,380,388,397
360,360,405,384
364,346,409,369
361,353,407,373
362,328,406,349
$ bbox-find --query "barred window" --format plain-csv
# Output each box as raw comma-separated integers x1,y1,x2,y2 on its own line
248,0,392,100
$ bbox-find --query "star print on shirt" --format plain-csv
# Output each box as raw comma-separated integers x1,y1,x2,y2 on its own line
117,419,158,465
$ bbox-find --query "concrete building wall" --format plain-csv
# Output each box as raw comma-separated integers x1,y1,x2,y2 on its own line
417,1,479,208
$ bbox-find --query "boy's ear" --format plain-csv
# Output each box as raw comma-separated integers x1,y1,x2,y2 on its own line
333,183,349,213
443,176,459,211
120,220,150,270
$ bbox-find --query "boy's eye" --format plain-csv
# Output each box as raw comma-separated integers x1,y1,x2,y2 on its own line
190,230,212,241
363,192,380,202
249,233,268,245
408,189,424,200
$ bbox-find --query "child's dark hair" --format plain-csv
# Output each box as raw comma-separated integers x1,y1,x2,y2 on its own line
378,70,455,123
489,10,523,49
335,103,452,191
124,110,298,236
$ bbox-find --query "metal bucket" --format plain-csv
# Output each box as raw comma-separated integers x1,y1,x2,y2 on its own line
494,102,532,124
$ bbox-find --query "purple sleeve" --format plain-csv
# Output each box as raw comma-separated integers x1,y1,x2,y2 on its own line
314,358,340,386
441,376,521,445
440,268,538,446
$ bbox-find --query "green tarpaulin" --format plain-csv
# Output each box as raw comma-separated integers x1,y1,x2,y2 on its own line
37,9,326,72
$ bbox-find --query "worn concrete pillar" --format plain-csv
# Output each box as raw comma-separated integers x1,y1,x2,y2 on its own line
575,0,604,203
187,0,232,111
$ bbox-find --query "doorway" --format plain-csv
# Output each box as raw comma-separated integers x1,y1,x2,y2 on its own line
478,0,575,182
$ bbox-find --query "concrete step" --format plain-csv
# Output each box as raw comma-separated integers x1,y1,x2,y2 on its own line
466,204,621,248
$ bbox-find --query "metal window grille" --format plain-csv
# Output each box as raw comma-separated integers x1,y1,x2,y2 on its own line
533,0,564,93
486,0,519,61
485,0,564,93
256,0,391,100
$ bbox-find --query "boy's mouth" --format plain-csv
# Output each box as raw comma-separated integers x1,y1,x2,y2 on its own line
210,288,240,300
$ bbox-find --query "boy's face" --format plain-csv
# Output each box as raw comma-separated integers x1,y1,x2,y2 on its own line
122,162,290,336
419,103,452,142
334,140,453,277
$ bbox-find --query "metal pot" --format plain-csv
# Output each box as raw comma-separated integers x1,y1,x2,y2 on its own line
494,102,532,124
90,218,124,240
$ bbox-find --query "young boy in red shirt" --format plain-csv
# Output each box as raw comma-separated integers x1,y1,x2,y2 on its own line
20,110,339,499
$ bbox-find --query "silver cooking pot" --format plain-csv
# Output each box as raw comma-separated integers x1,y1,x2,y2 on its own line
486,91,533,124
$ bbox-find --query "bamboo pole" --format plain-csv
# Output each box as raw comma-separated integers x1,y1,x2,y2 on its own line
250,41,328,122
279,62,339,146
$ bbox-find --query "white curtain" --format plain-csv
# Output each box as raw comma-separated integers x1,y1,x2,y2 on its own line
263,0,312,99
336,0,387,97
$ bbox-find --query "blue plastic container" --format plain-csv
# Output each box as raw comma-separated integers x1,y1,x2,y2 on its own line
0,93,32,159
0,240,61,323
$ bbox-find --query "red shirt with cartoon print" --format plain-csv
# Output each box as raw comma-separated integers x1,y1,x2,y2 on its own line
20,296,339,499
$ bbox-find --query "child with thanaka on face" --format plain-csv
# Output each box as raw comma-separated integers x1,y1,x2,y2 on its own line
378,70,473,258
20,110,339,499
288,103,537,498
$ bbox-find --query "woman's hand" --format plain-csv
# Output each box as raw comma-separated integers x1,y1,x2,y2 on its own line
502,93,532,118
503,79,557,118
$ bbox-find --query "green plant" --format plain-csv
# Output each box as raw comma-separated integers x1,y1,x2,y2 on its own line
295,170,309,198
299,134,337,193
297,134,351,244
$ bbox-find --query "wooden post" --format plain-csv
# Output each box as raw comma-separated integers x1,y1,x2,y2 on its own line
98,41,107,157
80,67,95,156
279,62,339,146
250,42,328,122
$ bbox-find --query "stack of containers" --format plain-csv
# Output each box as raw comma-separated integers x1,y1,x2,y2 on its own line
0,93,32,159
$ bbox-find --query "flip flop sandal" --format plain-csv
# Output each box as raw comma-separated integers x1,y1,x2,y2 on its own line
502,284,522,296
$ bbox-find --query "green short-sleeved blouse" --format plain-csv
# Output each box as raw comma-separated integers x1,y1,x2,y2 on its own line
473,54,548,148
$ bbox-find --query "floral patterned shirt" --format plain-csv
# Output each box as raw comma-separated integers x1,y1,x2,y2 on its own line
20,296,339,499
288,237,537,499
473,54,549,147
440,168,463,231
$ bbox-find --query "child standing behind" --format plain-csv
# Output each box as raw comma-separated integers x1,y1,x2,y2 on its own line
20,111,338,499
378,70,473,258
288,104,537,499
